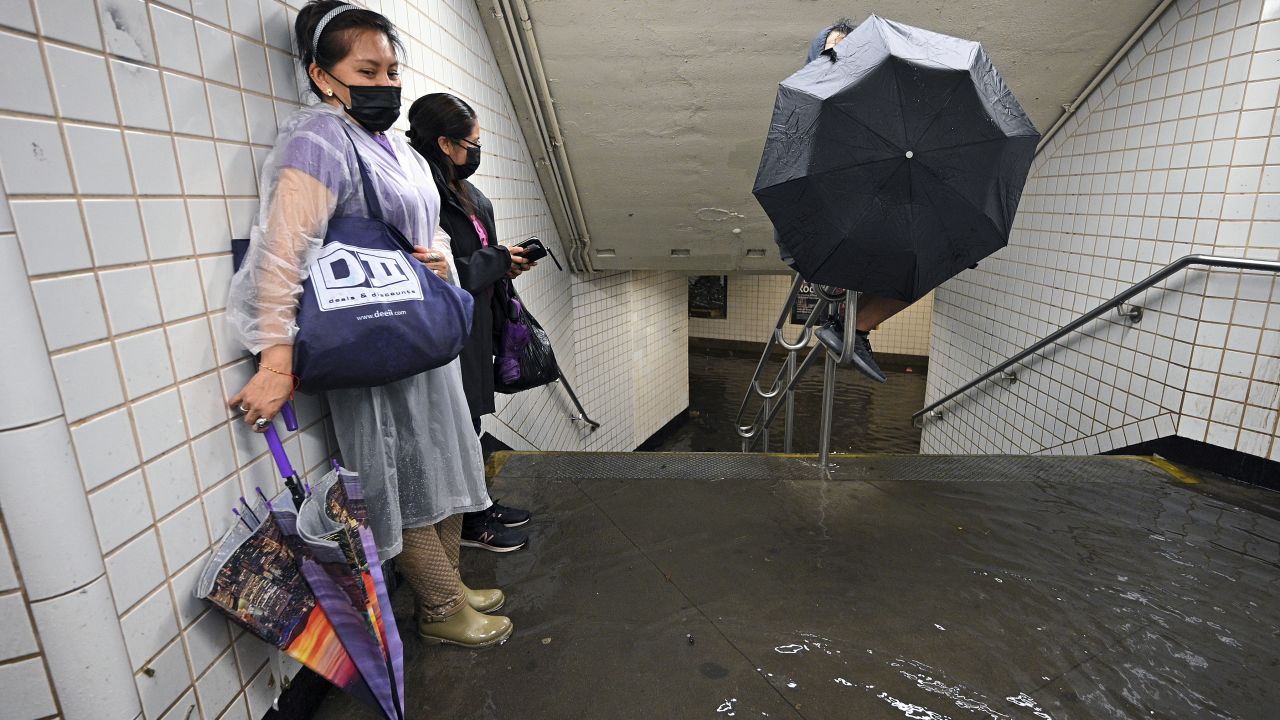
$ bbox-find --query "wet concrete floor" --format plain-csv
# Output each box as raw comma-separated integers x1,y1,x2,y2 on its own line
315,453,1280,720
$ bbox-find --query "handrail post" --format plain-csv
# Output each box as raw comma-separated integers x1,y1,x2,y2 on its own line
783,350,796,453
760,396,770,452
818,352,836,470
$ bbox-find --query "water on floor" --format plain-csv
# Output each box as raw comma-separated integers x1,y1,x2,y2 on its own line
314,454,1280,720
650,344,928,453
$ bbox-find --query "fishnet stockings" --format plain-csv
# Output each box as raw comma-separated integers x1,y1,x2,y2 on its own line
398,514,465,620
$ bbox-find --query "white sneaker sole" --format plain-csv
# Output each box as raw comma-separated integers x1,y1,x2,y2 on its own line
460,539,527,553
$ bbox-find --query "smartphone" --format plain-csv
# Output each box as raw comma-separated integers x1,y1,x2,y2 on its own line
516,236,548,261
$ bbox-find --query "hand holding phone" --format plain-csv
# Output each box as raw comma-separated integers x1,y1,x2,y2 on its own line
513,236,563,271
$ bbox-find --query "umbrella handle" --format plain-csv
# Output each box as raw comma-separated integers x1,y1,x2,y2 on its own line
262,423,297,479
280,400,298,431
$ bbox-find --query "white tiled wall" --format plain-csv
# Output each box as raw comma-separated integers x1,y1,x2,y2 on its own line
688,273,935,357
0,1,688,719
922,0,1280,460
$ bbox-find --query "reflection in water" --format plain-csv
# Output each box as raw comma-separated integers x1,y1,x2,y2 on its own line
652,345,927,453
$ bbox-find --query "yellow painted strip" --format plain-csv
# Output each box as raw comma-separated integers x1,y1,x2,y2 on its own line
1136,455,1202,484
484,451,513,479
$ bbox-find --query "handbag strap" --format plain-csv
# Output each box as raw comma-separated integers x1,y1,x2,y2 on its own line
338,125,386,221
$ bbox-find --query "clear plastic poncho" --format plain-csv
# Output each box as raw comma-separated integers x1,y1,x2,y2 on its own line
226,103,489,558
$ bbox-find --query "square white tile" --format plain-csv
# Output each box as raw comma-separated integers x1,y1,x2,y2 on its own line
111,60,170,131
152,5,202,75
140,199,196,261
130,388,188,460
71,407,141,490
228,0,263,40
45,44,118,124
134,638,190,720
192,0,231,27
105,529,166,613
146,446,199,519
99,265,162,334
200,255,235,311
158,500,210,568
196,22,239,86
88,470,152,552
121,588,179,669
83,199,148,266
164,72,213,136
189,198,232,254
185,612,231,677
33,0,101,48
117,328,176,399
216,142,258,197
181,373,229,437
64,124,134,195
197,650,242,720
0,593,38,658
99,0,156,63
30,273,107,350
127,131,183,196
191,425,236,489
234,37,272,95
0,658,56,719
154,260,208,321
10,199,90,274
0,31,53,115
177,137,226,196
168,317,218,380
51,342,125,422
208,85,249,143
169,553,209,629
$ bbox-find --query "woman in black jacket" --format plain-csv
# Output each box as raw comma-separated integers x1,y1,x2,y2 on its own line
408,93,535,552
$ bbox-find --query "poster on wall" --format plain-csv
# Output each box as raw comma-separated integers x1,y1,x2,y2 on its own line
790,280,822,325
688,276,728,319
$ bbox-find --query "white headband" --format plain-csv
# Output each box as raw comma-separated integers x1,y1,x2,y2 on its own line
312,4,360,57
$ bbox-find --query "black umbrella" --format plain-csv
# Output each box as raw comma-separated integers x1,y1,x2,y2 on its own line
753,15,1040,302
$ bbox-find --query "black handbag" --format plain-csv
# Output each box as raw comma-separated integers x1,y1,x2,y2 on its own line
493,279,560,393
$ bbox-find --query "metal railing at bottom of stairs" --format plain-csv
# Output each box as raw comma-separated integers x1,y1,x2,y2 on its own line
911,254,1280,428
735,273,862,471
555,373,600,431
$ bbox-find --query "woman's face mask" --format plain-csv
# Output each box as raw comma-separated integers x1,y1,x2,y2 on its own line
454,140,481,180
326,72,402,133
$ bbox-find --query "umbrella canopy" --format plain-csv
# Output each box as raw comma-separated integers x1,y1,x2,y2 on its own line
754,15,1040,302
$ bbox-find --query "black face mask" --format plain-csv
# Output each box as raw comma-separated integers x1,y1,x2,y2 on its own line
327,73,401,133
455,144,481,180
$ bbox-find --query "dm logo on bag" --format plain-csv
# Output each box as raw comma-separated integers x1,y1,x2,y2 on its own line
310,242,424,312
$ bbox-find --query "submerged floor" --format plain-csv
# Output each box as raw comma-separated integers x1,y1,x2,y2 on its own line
316,453,1280,720
651,344,928,454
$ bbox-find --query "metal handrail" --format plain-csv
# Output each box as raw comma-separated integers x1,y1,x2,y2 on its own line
555,374,600,430
735,274,860,466
912,254,1280,427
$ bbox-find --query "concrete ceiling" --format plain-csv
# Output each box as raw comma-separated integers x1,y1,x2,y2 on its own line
511,0,1159,274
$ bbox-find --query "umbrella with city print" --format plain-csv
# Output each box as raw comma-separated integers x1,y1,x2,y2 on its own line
197,420,403,720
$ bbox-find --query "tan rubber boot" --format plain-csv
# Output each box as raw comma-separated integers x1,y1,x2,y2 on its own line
418,603,513,648
464,584,505,614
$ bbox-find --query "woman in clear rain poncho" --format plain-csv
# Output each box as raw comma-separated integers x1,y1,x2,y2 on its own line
225,0,512,648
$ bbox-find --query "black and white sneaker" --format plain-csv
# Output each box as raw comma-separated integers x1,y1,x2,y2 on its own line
461,517,527,553
488,501,531,528
816,322,887,384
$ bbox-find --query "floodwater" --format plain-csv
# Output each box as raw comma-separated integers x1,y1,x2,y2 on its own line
315,453,1280,720
649,344,927,453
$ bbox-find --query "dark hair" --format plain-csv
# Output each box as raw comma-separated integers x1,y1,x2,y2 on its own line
828,18,856,39
406,93,479,216
294,1,403,99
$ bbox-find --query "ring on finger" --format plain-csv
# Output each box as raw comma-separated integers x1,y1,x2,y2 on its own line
238,405,247,413
254,418,269,429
